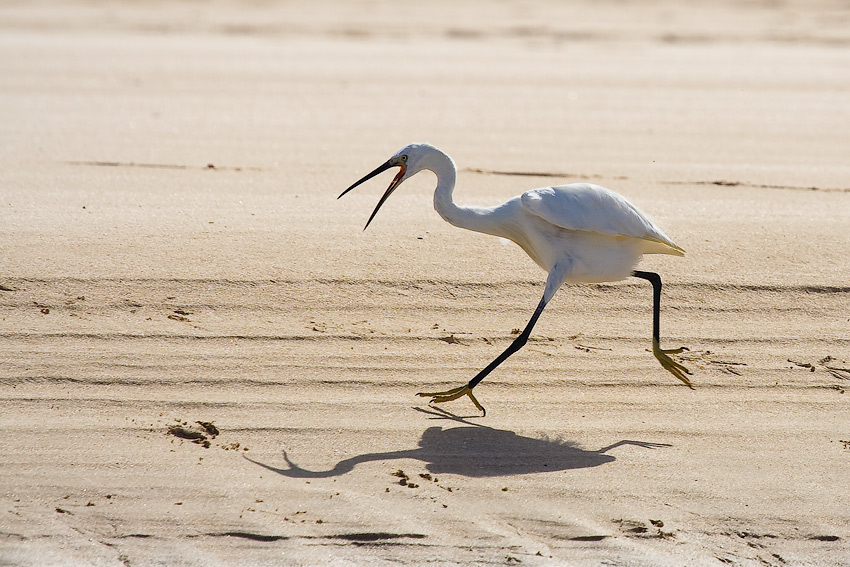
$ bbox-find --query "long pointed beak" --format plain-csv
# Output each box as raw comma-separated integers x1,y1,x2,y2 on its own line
338,159,407,230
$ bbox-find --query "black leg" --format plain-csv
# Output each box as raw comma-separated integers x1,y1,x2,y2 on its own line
632,270,662,344
467,294,548,390
631,270,693,387
417,293,550,415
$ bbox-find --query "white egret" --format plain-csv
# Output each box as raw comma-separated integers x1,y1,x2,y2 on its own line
339,143,691,415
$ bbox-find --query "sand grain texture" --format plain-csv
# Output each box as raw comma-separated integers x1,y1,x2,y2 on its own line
1,1,849,565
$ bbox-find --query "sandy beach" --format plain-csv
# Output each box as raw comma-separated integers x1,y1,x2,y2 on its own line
1,1,849,565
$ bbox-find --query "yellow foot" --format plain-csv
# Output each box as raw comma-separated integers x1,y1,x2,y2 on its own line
653,342,693,388
417,385,486,416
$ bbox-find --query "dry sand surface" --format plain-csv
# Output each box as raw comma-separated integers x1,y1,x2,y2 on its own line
1,1,850,565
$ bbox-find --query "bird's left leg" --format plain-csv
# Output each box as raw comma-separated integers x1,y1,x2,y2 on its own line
419,263,570,416
631,270,693,387
417,294,549,416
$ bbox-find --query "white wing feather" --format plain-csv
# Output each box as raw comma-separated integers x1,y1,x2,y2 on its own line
520,184,684,255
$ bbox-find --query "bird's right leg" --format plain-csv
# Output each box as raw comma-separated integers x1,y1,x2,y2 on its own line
631,270,692,387
417,293,549,416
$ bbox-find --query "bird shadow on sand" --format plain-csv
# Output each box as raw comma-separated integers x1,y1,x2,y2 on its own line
245,407,670,479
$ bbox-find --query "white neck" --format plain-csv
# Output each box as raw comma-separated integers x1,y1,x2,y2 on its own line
422,147,510,239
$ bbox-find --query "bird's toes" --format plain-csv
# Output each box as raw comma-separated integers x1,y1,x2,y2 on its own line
416,385,467,400
657,352,693,386
416,386,486,416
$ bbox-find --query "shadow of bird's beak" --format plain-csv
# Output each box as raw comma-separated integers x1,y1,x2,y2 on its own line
339,159,407,230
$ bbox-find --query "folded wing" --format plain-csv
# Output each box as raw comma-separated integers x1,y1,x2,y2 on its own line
520,183,685,256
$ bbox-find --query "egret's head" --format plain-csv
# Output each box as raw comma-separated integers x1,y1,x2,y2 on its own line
338,143,429,230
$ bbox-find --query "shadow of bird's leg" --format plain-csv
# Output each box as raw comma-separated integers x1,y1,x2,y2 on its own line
598,440,673,453
418,294,550,416
632,270,693,388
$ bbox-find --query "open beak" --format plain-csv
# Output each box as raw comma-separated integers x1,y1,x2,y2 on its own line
338,159,407,230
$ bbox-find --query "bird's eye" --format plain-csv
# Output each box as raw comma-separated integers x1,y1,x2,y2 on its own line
400,155,408,162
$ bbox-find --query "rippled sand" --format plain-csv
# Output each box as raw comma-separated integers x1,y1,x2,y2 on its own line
1,1,849,565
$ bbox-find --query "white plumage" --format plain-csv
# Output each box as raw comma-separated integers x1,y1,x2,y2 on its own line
520,184,684,256
339,143,691,415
